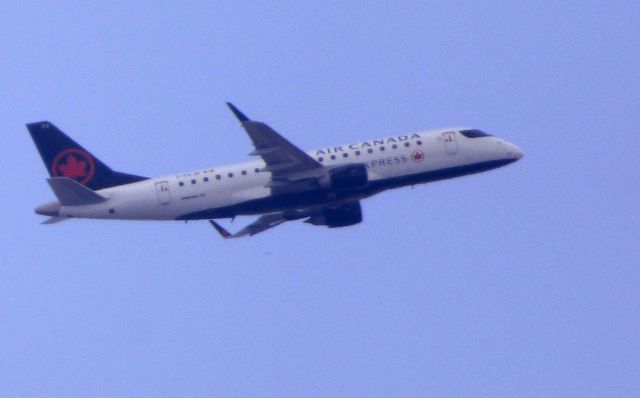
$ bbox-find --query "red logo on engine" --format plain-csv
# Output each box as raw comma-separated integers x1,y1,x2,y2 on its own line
51,149,95,185
411,150,425,162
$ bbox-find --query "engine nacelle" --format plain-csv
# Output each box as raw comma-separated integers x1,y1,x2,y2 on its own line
318,164,368,191
306,202,363,228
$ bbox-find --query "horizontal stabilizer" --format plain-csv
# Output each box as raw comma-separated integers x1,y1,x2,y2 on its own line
47,177,107,206
41,216,67,225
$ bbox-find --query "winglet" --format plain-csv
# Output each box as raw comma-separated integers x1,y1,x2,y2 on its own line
209,220,233,239
226,102,250,122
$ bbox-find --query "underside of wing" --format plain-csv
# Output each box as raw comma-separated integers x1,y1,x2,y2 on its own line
209,201,363,239
209,213,288,238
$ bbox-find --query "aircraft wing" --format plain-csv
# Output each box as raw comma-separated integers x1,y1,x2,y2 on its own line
209,201,363,239
226,102,322,178
209,213,287,238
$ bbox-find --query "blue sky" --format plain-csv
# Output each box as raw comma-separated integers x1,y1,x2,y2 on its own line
1,2,638,396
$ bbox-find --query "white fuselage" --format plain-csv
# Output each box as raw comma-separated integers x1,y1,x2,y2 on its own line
50,127,522,221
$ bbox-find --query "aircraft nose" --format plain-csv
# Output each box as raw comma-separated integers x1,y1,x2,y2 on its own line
503,141,524,160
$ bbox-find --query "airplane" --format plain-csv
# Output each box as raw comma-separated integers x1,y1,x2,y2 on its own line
28,103,523,238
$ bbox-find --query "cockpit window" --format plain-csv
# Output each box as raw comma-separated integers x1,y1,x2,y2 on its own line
460,129,492,138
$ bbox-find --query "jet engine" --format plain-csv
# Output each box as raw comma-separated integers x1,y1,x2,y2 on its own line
318,164,368,191
305,202,363,228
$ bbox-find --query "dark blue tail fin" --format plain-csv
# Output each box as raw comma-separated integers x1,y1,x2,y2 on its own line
27,121,148,190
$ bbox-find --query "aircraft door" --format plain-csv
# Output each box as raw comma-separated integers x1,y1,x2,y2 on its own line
155,181,171,205
442,132,458,155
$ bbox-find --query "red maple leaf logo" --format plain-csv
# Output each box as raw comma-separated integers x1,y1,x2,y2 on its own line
411,150,424,162
58,155,87,179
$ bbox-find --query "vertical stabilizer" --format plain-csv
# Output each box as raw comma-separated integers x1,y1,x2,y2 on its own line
27,121,148,190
